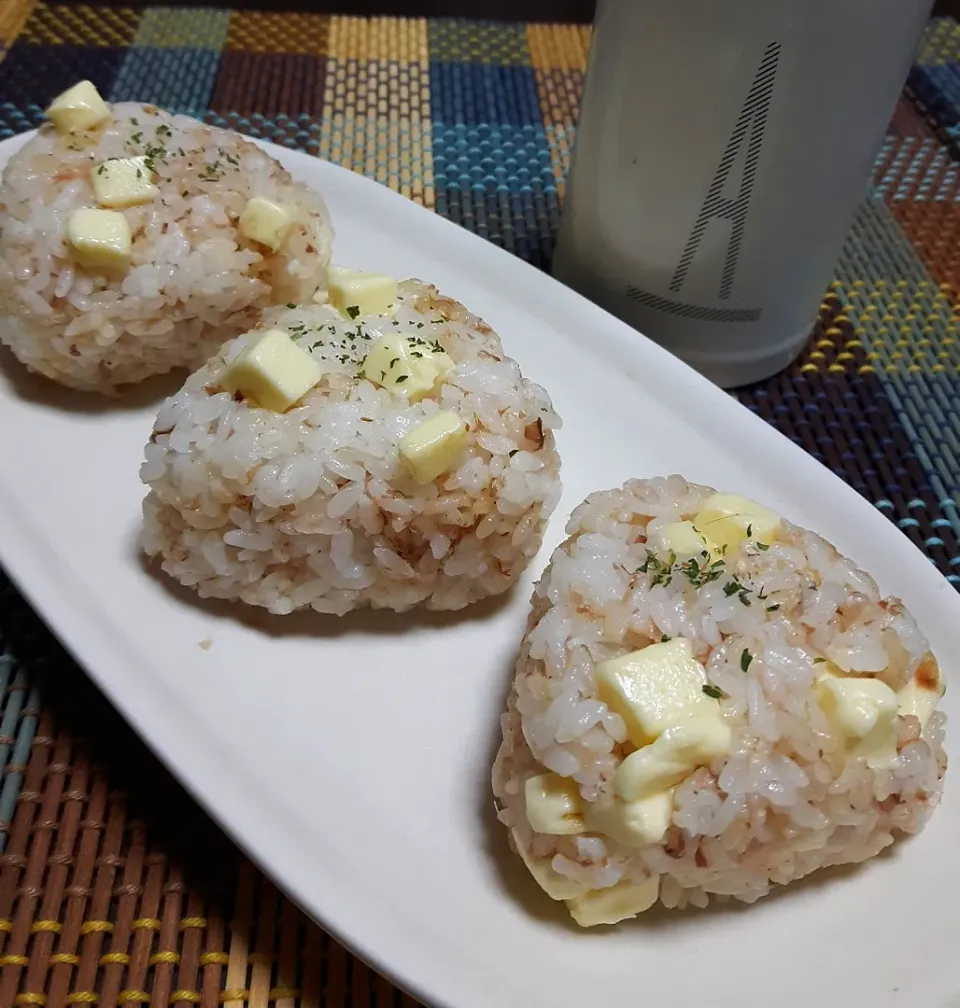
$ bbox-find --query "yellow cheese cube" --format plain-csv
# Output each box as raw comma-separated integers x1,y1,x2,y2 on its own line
854,718,898,770
595,638,716,747
897,681,943,729
693,493,782,553
399,411,468,484
222,329,324,412
45,80,110,134
524,773,584,835
585,790,674,847
566,876,660,927
328,265,398,317
511,830,588,901
66,208,132,270
818,674,898,739
818,673,900,769
615,714,732,801
659,520,718,559
92,156,158,208
238,197,293,252
362,333,453,401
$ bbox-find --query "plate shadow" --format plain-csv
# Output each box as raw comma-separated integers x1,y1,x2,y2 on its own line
0,343,184,414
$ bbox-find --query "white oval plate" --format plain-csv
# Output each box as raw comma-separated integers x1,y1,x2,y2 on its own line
0,131,958,1008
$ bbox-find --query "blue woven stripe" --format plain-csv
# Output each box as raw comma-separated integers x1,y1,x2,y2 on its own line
430,63,542,126
431,120,559,264
109,46,221,116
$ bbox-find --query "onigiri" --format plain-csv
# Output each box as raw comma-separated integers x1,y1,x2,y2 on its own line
493,476,946,926
0,83,332,391
140,277,562,614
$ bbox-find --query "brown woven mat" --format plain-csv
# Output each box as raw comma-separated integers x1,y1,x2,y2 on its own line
0,604,420,1008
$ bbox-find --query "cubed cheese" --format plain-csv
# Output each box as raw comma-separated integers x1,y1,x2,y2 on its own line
399,411,468,484
524,773,584,835
361,333,454,401
91,156,157,208
818,673,899,770
328,265,397,317
585,790,674,847
511,830,588,901
615,714,732,801
595,638,717,747
45,81,110,133
66,208,132,270
222,329,324,412
693,493,781,553
238,197,293,252
897,681,943,729
658,520,718,559
566,876,660,927
818,674,898,739
855,718,898,770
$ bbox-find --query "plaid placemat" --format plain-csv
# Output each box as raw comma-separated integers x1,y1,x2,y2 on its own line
0,3,958,1005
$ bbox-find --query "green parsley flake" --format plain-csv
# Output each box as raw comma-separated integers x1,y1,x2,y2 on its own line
680,555,725,588
702,684,723,699
346,305,360,319
741,649,753,672
640,550,675,588
813,657,826,664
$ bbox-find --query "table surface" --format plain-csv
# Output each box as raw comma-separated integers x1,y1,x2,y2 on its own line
0,3,958,1007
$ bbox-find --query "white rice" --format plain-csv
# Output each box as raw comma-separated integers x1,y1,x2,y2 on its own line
0,101,332,391
493,475,947,920
140,279,562,614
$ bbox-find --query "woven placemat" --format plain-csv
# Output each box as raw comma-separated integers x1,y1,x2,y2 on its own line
0,3,958,1005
